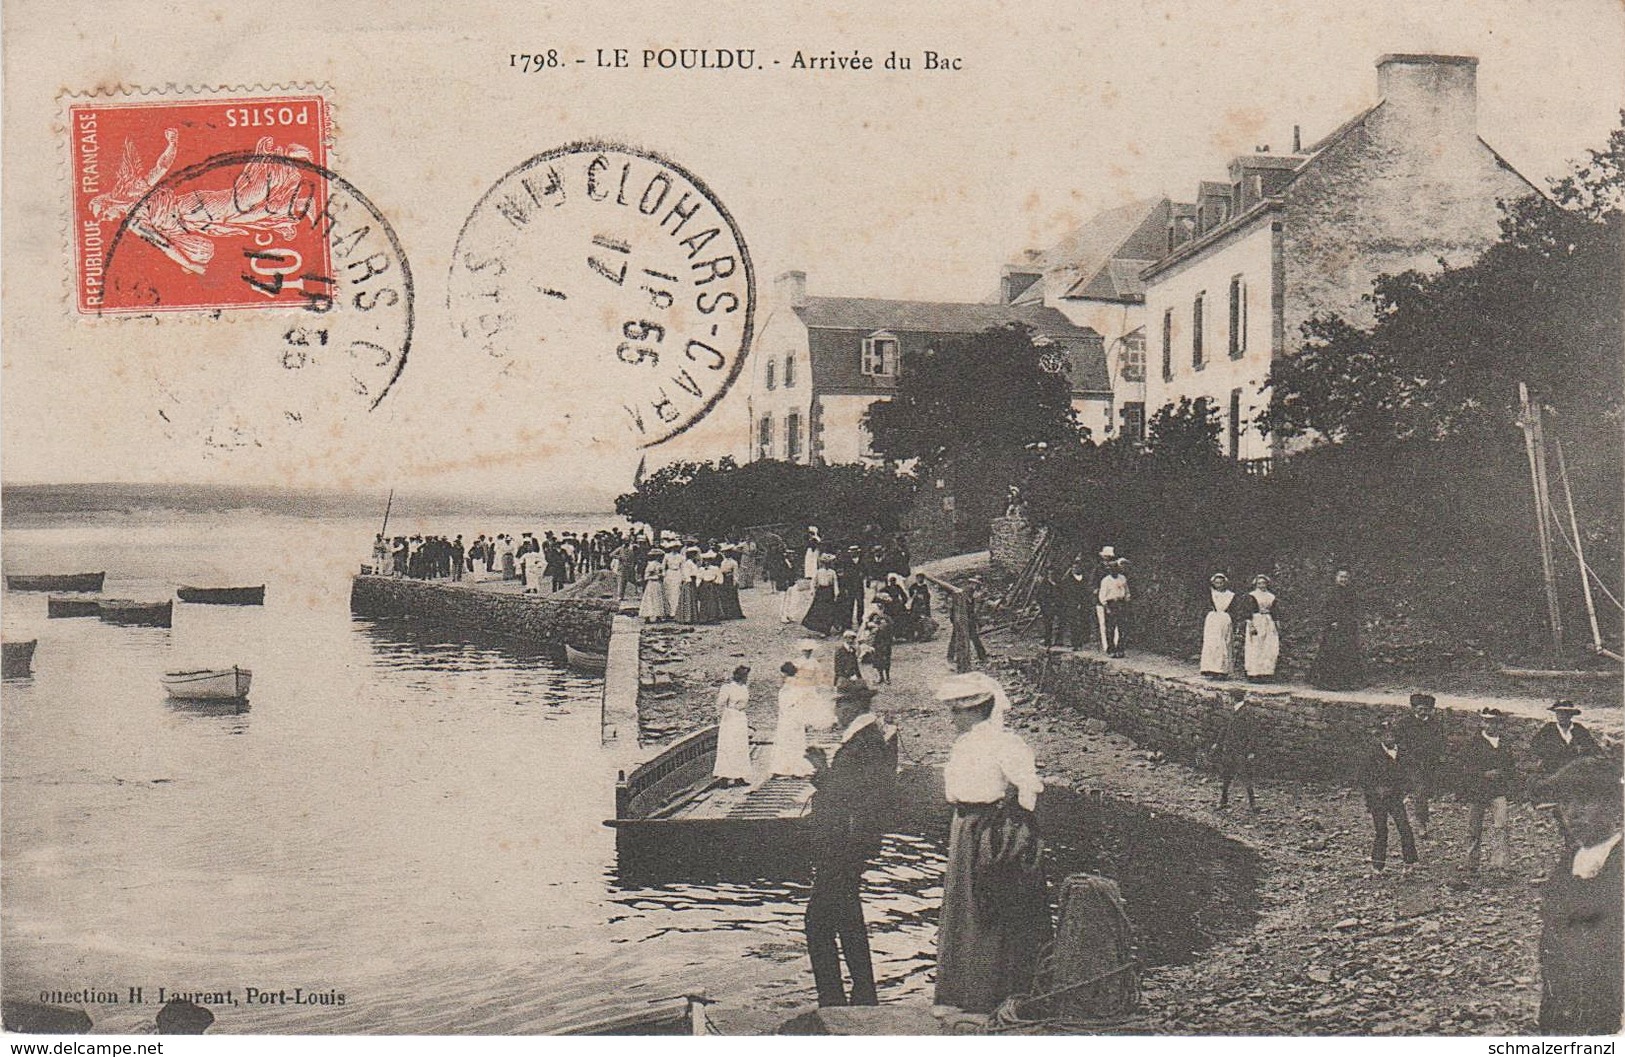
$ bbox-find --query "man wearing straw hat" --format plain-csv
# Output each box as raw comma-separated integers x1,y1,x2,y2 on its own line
1459,707,1519,876
1530,700,1600,778
803,680,891,1007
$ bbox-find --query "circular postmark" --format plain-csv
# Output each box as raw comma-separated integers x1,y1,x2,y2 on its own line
101,151,413,457
448,141,755,450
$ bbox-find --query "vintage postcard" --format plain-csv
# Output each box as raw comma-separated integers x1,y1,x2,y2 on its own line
3,0,1622,1049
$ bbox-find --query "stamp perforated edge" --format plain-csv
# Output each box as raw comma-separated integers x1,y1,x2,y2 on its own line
55,83,338,324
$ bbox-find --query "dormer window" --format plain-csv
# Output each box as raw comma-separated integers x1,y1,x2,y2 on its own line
862,333,898,378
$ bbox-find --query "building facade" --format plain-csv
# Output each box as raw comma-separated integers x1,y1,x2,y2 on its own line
750,270,1111,466
1140,53,1538,462
998,197,1170,446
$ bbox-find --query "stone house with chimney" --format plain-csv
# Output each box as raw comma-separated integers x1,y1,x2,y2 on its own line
750,270,1111,466
1140,53,1539,463
997,197,1171,446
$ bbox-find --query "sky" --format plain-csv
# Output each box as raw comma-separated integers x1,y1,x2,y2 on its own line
4,0,1622,509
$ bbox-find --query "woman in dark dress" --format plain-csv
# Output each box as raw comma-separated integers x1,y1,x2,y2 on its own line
696,553,724,624
718,547,746,620
800,555,844,637
1310,568,1365,690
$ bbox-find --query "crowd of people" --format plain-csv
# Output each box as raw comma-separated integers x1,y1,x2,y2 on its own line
368,527,638,589
1034,548,1369,688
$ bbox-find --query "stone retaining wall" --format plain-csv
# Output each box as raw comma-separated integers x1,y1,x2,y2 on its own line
1025,651,1555,785
988,515,1037,572
349,576,615,650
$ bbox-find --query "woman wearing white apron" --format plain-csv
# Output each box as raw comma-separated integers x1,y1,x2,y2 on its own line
712,666,754,785
1200,573,1236,679
1240,575,1280,681
769,660,815,777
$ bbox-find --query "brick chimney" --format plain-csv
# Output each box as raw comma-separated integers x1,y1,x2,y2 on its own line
775,269,807,309
1376,53,1479,143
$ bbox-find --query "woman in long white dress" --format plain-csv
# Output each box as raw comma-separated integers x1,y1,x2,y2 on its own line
1241,574,1280,681
660,543,686,619
713,666,754,785
637,554,667,621
769,661,815,777
1200,573,1236,678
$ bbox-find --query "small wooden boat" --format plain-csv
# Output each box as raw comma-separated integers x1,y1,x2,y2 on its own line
47,596,101,618
161,667,252,700
176,585,266,606
565,643,609,673
6,572,105,592
559,992,711,1036
606,723,899,876
1,639,37,678
96,599,173,628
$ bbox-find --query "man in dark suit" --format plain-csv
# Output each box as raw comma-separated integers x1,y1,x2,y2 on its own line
1393,692,1447,839
1212,689,1258,810
836,546,866,631
1359,718,1418,874
1459,707,1518,876
833,631,862,686
1533,756,1622,1035
1530,700,1600,777
805,681,894,1007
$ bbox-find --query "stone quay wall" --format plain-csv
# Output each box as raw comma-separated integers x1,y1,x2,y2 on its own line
988,515,1038,572
1024,651,1554,785
349,576,615,651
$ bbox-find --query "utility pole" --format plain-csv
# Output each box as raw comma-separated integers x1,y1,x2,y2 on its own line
1554,434,1604,656
1518,383,1564,659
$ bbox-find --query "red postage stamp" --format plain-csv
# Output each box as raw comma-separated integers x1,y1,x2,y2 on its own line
68,94,332,315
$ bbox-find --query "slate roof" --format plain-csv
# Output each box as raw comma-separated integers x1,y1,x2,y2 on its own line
794,297,1091,339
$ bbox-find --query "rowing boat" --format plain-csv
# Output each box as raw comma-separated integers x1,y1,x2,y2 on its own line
161,666,252,700
176,585,266,605
6,572,105,592
565,643,608,673
47,596,101,618
2,639,37,678
558,992,712,1035
96,599,173,628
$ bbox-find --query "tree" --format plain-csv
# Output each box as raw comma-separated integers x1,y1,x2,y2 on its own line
614,458,916,541
863,323,1086,469
1146,397,1225,468
1260,114,1625,451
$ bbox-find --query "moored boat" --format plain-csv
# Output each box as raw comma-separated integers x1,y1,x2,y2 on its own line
6,572,105,592
161,666,252,700
176,585,266,606
565,643,609,673
558,992,712,1036
96,599,174,628
47,596,101,618
2,639,37,678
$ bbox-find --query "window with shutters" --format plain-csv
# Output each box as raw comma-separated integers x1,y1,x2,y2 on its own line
1228,276,1247,359
758,414,774,460
1122,402,1146,446
1161,310,1174,381
786,411,802,462
861,333,898,378
1192,293,1206,369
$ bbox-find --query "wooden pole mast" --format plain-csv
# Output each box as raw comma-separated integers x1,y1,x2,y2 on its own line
1518,383,1564,658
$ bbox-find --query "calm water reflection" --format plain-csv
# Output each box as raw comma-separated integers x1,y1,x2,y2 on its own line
3,515,1258,1034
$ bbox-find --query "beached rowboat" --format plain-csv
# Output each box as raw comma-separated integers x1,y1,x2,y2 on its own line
2,639,37,678
96,599,173,628
47,596,101,618
6,572,105,592
176,585,266,605
558,992,712,1036
161,667,252,700
565,644,609,673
